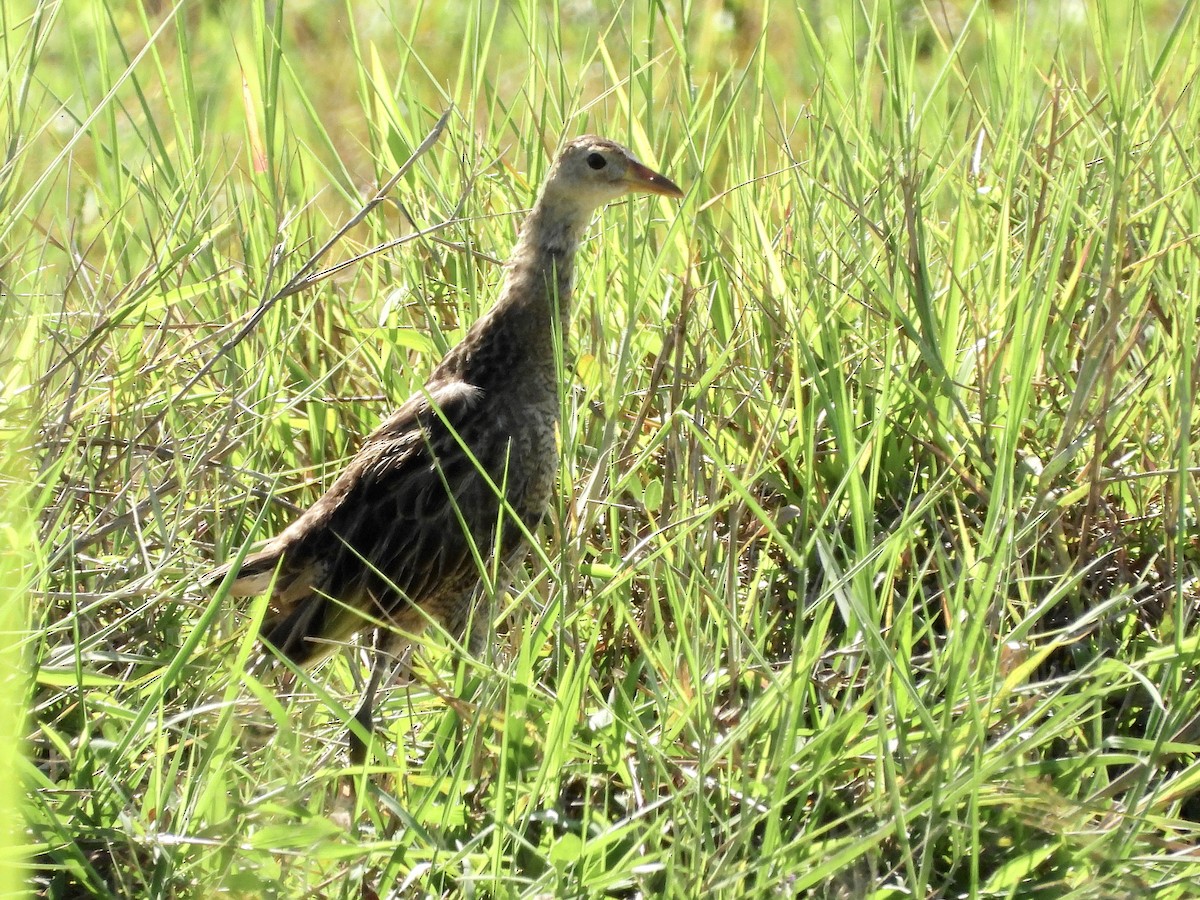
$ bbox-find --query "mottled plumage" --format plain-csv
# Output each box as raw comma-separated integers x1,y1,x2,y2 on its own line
205,136,683,757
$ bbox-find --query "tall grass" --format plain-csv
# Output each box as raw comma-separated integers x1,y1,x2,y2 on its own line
7,0,1200,896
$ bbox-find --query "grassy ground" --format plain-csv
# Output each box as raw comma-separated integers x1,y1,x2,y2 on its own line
6,0,1200,896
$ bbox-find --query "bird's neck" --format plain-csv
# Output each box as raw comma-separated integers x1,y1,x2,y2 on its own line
437,197,592,387
496,197,590,325
432,188,598,391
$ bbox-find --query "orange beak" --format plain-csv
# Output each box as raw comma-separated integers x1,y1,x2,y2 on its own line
625,159,685,198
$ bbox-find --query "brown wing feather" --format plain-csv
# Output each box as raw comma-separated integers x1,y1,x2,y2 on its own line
210,379,526,665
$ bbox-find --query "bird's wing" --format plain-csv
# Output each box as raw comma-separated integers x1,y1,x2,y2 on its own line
206,379,516,663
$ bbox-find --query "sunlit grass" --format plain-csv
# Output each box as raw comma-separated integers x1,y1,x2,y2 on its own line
7,0,1200,896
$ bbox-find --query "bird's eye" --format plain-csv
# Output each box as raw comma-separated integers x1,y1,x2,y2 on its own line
586,153,607,170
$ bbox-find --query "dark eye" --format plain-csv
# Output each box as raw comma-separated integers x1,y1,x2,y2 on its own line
586,152,607,170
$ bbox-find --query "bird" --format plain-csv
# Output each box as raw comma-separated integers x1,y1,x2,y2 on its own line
205,135,684,760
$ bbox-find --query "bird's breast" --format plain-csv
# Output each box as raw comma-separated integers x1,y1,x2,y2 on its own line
486,385,560,524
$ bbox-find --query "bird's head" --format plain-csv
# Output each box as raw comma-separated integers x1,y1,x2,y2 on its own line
541,135,684,214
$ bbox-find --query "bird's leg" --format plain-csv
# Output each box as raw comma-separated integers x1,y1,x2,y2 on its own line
491,548,533,654
348,627,392,764
466,589,492,658
466,549,527,661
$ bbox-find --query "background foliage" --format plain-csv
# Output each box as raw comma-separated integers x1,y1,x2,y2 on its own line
5,0,1200,896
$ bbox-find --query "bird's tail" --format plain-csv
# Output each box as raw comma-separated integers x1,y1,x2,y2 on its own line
203,545,339,667
201,547,285,598
260,596,332,667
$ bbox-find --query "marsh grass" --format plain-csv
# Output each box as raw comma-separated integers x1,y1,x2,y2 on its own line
6,0,1200,896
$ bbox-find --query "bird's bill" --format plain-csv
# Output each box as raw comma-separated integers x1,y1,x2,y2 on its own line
625,160,685,198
